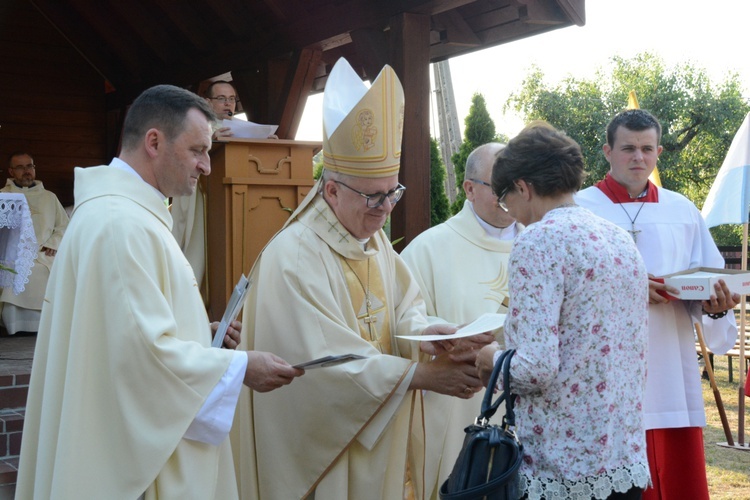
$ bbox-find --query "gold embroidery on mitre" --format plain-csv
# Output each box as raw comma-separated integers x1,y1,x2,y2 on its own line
352,108,378,151
323,61,404,178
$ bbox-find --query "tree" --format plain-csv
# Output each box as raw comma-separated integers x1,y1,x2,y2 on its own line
506,52,750,245
451,93,497,214
312,150,324,179
429,137,451,226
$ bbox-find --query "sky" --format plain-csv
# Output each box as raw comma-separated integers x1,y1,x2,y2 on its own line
294,0,750,142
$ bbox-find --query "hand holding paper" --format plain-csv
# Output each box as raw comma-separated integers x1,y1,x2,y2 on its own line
399,313,505,359
397,313,506,342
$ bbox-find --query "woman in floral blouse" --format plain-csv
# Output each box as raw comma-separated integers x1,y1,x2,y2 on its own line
477,122,651,500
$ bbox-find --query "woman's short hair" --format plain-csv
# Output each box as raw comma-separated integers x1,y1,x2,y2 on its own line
491,121,586,199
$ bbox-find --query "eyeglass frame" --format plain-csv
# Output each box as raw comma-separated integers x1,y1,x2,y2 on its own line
10,164,35,172
334,180,406,208
496,186,511,212
208,96,239,104
467,178,492,188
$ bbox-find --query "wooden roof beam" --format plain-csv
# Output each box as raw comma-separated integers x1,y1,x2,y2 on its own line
275,48,323,139
517,0,572,25
432,10,481,47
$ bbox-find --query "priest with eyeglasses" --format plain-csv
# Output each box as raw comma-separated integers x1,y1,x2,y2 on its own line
232,58,493,500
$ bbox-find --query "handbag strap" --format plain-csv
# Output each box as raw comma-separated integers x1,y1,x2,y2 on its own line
479,349,515,423
501,348,516,427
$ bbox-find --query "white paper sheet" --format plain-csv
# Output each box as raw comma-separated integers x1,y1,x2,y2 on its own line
222,119,278,139
396,312,506,342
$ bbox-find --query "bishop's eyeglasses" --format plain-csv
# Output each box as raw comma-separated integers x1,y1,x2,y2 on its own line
334,180,406,208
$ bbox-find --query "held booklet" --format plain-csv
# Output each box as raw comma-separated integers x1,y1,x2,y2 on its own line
293,354,367,370
211,274,251,348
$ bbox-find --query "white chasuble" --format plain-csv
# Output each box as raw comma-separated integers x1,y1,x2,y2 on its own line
576,186,736,430
234,193,430,499
401,201,515,499
15,166,237,500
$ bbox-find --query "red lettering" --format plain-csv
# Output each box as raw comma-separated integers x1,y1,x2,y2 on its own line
681,285,704,291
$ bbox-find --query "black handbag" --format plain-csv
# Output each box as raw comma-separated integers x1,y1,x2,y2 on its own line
439,349,522,500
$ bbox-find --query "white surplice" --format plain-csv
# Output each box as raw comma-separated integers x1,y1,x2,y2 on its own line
576,186,736,429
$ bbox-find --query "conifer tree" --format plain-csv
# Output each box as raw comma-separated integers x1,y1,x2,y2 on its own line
429,137,451,226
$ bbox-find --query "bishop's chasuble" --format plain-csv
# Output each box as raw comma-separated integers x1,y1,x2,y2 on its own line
576,185,736,430
401,200,514,499
234,193,430,499
16,166,238,499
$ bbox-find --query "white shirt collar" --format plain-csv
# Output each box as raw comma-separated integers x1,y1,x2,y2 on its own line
469,201,517,241
110,157,166,200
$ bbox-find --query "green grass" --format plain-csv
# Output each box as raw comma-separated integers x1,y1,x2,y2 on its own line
700,352,750,500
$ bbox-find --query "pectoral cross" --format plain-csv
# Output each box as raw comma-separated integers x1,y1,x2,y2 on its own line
628,223,641,243
361,297,377,338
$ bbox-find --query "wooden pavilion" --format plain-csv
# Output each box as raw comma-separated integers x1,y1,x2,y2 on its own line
0,0,585,236
0,2,587,488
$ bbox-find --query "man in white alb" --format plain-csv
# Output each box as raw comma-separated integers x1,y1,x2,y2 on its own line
0,152,68,334
575,108,738,500
401,142,521,498
16,85,303,499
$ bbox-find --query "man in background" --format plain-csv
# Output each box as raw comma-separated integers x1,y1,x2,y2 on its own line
401,142,521,498
204,80,239,140
0,152,68,335
576,108,739,500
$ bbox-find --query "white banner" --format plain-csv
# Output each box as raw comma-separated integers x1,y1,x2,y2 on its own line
702,112,750,228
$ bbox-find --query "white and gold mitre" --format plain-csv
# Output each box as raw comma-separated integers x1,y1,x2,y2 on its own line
322,58,404,178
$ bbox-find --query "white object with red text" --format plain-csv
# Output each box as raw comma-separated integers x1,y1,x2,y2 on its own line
658,267,750,300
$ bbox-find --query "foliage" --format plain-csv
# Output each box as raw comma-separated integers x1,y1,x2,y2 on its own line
429,137,451,226
451,93,497,213
312,150,324,179
506,52,750,245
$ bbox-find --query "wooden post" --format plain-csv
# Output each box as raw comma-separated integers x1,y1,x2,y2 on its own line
696,322,734,445
388,12,431,251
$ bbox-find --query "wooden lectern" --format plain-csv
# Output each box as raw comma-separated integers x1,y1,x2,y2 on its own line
204,138,320,319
